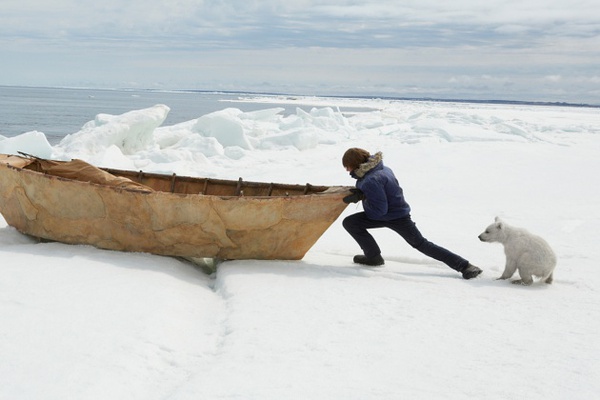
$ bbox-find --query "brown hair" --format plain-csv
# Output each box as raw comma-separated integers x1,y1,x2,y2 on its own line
342,148,370,170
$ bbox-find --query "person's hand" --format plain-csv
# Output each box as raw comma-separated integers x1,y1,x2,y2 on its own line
343,188,364,204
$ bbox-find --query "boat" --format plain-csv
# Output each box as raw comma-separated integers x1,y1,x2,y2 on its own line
0,153,351,261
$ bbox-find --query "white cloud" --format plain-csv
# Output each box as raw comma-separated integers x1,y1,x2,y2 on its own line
2,0,597,45
544,75,562,83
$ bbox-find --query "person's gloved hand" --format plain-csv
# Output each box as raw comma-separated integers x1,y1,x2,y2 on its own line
343,188,364,204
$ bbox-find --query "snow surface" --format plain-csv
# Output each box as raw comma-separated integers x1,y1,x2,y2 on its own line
1,97,599,399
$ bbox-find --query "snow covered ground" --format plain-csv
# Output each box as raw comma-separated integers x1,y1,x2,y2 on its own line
1,97,599,399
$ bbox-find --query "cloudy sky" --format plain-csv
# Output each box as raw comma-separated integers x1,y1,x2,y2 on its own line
1,0,599,103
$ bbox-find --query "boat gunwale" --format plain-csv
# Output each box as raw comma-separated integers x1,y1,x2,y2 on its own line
1,160,350,199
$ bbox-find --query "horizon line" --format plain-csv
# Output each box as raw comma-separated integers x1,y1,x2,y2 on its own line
2,84,598,109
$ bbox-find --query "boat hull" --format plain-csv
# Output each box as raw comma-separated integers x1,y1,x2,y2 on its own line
0,155,350,260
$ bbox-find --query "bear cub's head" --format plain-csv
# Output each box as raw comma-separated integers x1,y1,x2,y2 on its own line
478,217,507,243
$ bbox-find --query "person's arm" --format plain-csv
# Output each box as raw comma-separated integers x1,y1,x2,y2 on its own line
361,179,389,219
343,189,364,204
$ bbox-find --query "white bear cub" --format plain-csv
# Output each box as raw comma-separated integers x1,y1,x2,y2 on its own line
478,217,556,285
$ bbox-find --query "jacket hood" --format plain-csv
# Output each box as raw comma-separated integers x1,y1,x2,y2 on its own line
353,151,383,179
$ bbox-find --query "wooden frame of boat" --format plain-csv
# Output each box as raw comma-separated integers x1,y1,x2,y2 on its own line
0,154,351,261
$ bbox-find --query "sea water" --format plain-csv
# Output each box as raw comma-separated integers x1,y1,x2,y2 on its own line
0,86,316,145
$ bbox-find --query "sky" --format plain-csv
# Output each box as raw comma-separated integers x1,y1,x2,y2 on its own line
1,0,599,104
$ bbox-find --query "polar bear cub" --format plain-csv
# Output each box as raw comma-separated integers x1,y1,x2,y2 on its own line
478,217,556,285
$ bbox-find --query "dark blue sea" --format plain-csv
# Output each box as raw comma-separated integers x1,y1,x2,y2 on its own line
0,86,327,145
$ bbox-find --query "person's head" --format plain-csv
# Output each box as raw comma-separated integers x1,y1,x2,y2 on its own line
342,148,370,172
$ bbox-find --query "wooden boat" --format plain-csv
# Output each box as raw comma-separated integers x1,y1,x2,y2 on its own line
0,154,351,261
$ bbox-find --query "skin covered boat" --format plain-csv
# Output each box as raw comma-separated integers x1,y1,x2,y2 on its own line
0,154,351,261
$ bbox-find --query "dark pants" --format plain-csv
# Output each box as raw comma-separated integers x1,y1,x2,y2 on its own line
342,212,468,272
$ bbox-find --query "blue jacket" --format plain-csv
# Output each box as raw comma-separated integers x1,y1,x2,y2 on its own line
353,157,411,221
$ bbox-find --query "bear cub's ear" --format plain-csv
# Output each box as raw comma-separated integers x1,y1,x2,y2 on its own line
494,216,504,228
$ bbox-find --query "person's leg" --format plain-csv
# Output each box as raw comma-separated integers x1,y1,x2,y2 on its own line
386,216,469,272
342,212,385,259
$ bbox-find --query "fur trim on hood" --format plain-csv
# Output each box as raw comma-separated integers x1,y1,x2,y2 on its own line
354,151,383,178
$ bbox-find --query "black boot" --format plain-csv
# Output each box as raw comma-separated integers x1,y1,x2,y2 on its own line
353,254,385,267
462,264,482,279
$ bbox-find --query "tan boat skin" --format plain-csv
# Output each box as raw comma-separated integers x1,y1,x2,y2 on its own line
0,154,351,260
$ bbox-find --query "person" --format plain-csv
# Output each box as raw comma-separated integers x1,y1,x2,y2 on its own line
341,147,482,280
